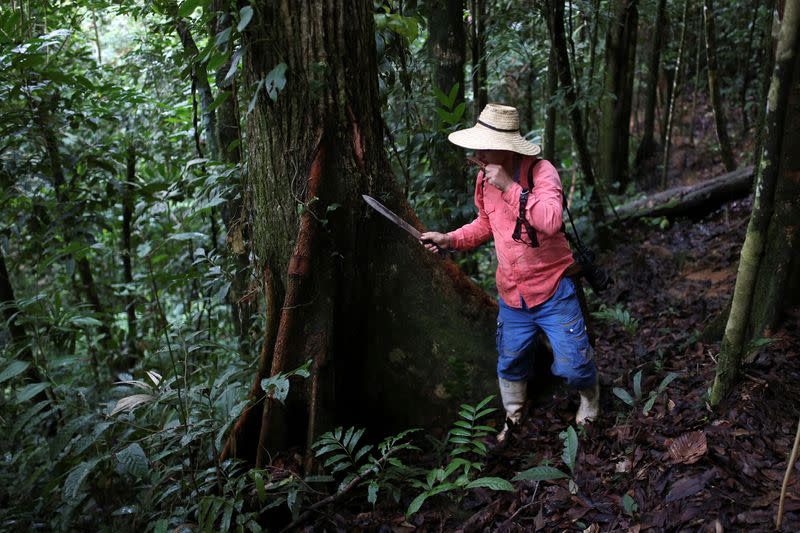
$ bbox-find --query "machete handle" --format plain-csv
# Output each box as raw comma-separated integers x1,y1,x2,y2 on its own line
420,238,447,257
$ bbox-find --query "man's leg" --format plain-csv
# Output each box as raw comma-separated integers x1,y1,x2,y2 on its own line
533,277,599,424
496,297,539,442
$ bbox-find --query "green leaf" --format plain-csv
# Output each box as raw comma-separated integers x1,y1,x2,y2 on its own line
265,62,288,101
406,491,430,516
237,6,254,32
178,0,205,17
623,493,638,515
69,316,103,327
561,426,578,473
116,443,149,478
657,372,679,393
465,477,514,491
0,360,30,384
447,83,460,106
633,370,643,400
367,481,378,505
260,375,290,403
64,459,100,504
225,48,245,83
512,466,569,482
643,393,658,416
214,27,232,47
613,387,635,406
16,382,48,403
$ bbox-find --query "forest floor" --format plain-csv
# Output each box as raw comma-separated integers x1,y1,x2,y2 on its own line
319,194,800,532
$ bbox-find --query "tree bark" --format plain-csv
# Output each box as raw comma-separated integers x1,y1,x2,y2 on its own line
469,0,487,119
598,0,639,191
0,245,47,390
35,99,115,360
661,0,691,189
172,12,219,159
227,0,498,463
427,0,468,228
121,142,139,365
209,0,255,357
545,0,606,224
616,165,754,221
634,0,667,174
710,0,799,405
544,46,558,162
704,0,737,171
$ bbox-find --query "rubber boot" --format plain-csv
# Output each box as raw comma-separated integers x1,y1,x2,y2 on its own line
497,378,526,444
576,381,600,425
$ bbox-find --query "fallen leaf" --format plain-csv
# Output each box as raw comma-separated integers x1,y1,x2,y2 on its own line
667,431,707,464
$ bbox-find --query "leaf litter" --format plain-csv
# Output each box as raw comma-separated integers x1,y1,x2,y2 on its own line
301,197,800,531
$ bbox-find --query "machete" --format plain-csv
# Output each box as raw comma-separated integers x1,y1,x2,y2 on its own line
362,194,445,254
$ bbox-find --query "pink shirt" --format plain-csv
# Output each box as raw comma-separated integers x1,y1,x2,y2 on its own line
447,157,574,308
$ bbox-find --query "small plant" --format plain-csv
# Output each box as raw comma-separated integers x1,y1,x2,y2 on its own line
513,425,579,487
592,303,639,335
406,396,513,516
623,493,639,516
613,370,679,415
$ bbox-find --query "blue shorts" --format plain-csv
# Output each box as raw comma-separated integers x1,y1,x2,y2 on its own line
496,277,597,389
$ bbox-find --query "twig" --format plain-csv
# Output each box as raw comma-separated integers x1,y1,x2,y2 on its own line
776,415,800,529
278,449,399,533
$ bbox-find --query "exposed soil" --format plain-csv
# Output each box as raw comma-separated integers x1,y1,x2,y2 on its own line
305,196,800,532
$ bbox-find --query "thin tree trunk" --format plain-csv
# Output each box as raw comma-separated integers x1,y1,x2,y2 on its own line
0,245,47,390
122,143,139,364
584,0,602,137
544,46,558,163
661,0,691,189
635,0,667,173
688,13,703,147
210,0,255,357
470,0,487,118
172,11,219,160
704,0,737,171
427,0,468,227
739,0,761,134
753,0,778,173
545,0,605,223
599,0,639,191
710,0,799,405
35,99,114,358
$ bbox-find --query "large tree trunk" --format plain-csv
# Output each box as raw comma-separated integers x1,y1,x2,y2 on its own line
710,0,800,406
634,0,667,175
545,0,606,224
598,0,639,191
225,0,497,466
704,0,737,171
427,0,468,227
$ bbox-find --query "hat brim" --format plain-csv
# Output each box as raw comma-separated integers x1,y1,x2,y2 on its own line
448,124,541,156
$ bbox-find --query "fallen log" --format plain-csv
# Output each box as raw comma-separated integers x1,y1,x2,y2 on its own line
615,165,754,221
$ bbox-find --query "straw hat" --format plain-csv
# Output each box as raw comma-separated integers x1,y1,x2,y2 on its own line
448,103,541,156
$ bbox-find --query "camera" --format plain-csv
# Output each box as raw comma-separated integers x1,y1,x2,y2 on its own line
573,242,612,293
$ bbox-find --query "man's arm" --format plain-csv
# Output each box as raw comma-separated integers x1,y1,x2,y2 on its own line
500,160,563,236
420,172,492,252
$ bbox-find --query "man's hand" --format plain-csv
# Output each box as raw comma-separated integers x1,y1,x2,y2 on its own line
483,163,513,192
419,231,450,253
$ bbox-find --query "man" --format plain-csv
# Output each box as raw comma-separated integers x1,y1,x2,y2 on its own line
420,103,599,444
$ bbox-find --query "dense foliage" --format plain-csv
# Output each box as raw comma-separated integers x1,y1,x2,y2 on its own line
0,0,778,530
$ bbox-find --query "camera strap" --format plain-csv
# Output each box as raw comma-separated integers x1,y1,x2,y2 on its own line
514,158,589,254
